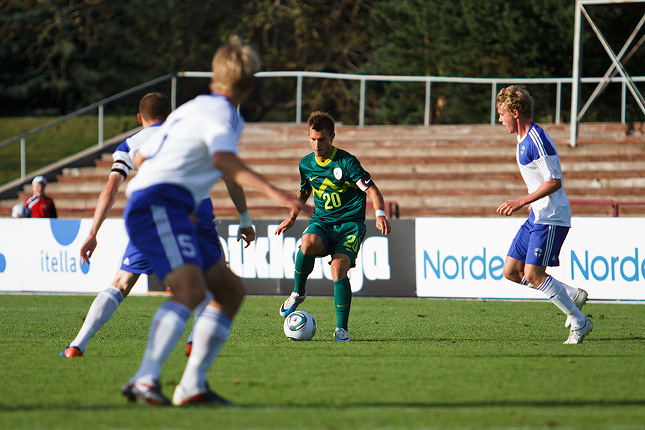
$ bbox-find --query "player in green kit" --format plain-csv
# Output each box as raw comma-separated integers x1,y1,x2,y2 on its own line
275,111,391,341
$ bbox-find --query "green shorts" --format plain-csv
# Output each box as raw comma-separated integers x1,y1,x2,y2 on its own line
303,221,367,265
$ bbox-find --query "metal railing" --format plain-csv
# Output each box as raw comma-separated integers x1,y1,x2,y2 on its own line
2,71,644,184
571,200,645,217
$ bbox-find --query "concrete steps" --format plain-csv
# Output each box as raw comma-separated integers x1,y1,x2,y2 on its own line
2,122,644,219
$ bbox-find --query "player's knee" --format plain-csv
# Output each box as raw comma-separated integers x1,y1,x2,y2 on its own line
299,241,317,255
185,287,207,309
330,256,351,280
111,271,139,296
523,272,544,288
300,234,324,255
503,267,522,284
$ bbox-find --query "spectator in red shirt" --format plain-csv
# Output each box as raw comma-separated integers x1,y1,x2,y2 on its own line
25,176,57,218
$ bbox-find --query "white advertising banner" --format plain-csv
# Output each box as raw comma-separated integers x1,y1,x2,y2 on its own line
2,217,642,300
221,223,391,293
0,218,148,294
415,217,645,301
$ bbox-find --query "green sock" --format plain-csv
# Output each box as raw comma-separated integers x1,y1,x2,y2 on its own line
333,278,352,330
294,249,315,296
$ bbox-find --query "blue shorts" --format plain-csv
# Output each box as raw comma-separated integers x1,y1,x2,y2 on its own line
124,184,222,281
507,212,569,267
119,240,153,274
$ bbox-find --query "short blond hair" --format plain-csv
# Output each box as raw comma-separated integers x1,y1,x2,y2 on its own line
496,85,533,119
209,36,261,96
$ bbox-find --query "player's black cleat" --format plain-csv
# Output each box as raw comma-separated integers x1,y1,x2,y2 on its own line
122,380,171,406
172,384,235,406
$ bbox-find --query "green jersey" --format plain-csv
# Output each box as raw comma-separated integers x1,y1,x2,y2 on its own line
299,147,372,224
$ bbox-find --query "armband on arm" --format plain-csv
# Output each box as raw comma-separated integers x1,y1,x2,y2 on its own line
375,209,386,218
356,176,373,192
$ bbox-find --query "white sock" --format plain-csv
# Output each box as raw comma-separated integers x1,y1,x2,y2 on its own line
178,305,232,394
186,291,213,345
523,277,578,300
560,280,579,300
537,276,585,328
131,300,190,385
70,286,124,352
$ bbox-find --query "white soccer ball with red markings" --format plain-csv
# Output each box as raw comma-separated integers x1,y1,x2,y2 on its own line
284,311,316,341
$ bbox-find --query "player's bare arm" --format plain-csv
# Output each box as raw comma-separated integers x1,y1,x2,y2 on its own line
223,176,256,247
365,183,391,236
213,151,312,216
497,178,562,216
80,173,125,264
275,188,312,235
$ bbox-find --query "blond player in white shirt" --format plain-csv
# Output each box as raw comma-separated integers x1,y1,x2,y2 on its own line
496,85,592,345
121,38,309,406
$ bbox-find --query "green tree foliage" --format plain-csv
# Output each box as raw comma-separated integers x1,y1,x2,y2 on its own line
1,0,643,123
0,0,240,115
0,0,110,114
364,0,645,124
363,0,577,124
238,0,373,123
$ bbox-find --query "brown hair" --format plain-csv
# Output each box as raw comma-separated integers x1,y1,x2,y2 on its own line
307,111,335,134
139,92,170,122
496,85,534,119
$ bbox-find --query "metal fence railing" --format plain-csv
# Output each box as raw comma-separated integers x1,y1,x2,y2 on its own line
2,71,644,185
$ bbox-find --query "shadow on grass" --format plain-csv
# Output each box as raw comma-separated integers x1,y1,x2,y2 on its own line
2,398,645,413
349,336,645,343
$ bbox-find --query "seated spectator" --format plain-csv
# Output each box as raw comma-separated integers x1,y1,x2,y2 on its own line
25,176,57,218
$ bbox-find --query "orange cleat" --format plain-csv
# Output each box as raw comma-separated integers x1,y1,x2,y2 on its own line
59,346,83,358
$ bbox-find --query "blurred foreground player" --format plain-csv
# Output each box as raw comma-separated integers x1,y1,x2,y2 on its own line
121,37,310,406
495,85,591,344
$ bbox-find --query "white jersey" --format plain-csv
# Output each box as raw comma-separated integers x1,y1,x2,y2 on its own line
126,94,243,207
111,123,164,178
517,122,571,227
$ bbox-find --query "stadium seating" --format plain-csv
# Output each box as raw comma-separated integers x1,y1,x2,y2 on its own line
3,122,645,218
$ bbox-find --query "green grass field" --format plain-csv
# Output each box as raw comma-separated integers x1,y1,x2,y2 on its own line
1,294,644,430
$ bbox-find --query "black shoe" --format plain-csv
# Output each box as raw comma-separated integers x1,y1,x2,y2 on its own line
122,380,171,406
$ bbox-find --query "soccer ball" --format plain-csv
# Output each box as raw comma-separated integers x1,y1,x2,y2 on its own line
11,204,31,218
283,311,316,341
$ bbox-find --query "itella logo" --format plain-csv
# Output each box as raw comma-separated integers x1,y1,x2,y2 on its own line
41,220,90,274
